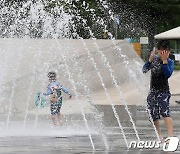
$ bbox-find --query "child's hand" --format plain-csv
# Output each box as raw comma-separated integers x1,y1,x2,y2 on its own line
149,50,155,63
161,50,169,63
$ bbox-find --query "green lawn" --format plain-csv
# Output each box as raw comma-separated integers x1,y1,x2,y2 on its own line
174,65,180,70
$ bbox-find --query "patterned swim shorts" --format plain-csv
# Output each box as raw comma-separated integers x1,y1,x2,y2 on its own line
50,97,62,115
147,91,171,121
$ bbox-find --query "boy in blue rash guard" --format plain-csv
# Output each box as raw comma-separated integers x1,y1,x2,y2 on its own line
43,71,72,125
143,40,174,141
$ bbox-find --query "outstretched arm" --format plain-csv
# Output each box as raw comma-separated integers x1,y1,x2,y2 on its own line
58,83,71,96
61,86,72,99
43,86,52,96
61,86,71,95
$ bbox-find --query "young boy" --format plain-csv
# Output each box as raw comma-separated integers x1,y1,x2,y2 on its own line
142,40,174,141
43,71,72,125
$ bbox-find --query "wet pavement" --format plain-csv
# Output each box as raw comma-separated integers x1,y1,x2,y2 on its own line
0,135,180,154
1,106,180,154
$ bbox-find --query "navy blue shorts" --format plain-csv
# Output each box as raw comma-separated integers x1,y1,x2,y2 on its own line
147,91,171,121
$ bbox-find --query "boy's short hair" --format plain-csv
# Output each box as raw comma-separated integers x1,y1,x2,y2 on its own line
157,40,170,50
48,71,56,80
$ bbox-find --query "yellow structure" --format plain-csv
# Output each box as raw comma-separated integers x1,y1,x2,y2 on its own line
131,42,141,56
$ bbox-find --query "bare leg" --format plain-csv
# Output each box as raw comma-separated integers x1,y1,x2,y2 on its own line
57,112,62,120
57,112,63,125
163,117,173,137
154,119,163,141
52,115,57,125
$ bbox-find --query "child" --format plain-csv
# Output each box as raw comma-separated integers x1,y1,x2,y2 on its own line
43,71,72,125
142,40,174,141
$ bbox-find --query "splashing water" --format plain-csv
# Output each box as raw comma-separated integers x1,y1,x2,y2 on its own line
0,0,157,151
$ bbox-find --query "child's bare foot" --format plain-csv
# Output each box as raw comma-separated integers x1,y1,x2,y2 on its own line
59,120,63,126
156,135,164,143
59,122,63,126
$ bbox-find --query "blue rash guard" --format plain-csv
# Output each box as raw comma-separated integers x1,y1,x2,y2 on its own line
143,56,174,92
43,80,71,97
43,80,71,115
143,56,174,121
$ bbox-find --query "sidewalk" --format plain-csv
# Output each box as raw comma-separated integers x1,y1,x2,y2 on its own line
169,70,180,106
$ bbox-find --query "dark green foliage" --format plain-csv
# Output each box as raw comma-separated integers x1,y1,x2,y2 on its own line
1,0,179,39
174,65,180,70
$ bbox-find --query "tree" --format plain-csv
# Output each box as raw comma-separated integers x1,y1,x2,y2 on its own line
1,0,179,39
